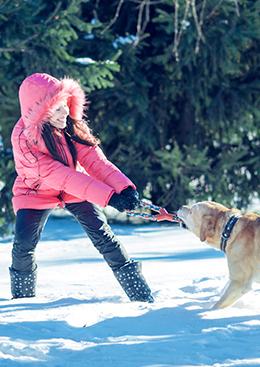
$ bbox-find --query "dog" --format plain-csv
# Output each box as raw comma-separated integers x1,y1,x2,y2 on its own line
177,201,260,309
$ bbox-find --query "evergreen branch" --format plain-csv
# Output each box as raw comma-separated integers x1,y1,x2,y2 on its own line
234,0,240,16
0,0,23,15
101,0,125,34
133,0,151,46
130,0,163,3
173,0,180,62
191,0,205,54
173,0,191,62
44,1,63,25
206,0,224,20
0,33,40,53
0,0,9,11
94,0,101,12
0,2,66,54
0,47,18,53
193,0,206,54
0,1,66,54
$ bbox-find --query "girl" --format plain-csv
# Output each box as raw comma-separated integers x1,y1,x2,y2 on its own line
10,72,153,302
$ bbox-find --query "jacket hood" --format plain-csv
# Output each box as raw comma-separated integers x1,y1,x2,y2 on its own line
19,73,86,144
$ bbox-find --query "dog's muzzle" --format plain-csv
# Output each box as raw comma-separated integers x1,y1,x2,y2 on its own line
176,208,188,229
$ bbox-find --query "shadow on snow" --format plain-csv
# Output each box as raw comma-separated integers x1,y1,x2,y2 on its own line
0,303,260,366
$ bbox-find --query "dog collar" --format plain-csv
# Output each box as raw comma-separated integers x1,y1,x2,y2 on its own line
220,215,240,252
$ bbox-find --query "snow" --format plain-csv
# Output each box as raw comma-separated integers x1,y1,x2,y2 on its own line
0,216,260,366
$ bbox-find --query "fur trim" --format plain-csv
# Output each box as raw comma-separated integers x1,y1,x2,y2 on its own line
20,74,87,144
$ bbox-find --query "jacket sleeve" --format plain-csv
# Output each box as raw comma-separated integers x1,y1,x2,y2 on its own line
75,143,136,194
12,130,115,207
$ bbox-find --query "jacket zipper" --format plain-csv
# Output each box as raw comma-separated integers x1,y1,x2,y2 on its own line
56,133,68,208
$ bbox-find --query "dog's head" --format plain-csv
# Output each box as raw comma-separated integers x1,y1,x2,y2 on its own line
177,201,229,244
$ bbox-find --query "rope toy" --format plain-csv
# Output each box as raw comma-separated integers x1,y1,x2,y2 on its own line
127,199,183,224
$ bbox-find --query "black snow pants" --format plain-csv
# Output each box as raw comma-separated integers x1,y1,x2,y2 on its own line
11,201,130,272
10,201,154,302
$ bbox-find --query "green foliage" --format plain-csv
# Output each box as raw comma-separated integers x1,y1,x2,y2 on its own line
87,0,259,211
0,0,120,235
82,61,120,92
0,0,120,145
0,0,259,236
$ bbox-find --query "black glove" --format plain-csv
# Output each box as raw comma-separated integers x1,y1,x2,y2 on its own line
108,187,140,212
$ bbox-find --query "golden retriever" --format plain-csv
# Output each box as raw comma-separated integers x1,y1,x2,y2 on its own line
177,201,260,309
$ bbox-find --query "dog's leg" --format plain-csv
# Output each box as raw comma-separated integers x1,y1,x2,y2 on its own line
212,279,252,309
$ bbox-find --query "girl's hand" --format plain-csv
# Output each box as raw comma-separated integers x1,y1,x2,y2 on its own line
108,187,140,212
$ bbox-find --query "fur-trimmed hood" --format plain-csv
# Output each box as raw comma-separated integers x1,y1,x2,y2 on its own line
19,73,86,144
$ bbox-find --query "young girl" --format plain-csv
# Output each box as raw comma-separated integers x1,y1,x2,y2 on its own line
10,72,153,302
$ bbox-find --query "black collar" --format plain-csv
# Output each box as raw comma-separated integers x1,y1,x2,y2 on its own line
220,215,240,252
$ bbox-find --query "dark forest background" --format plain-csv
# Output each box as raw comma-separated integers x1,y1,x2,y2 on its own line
0,0,259,235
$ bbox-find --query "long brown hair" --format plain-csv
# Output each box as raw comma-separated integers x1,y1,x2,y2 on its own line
42,117,100,167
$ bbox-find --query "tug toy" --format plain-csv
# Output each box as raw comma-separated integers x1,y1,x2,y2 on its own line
127,199,183,224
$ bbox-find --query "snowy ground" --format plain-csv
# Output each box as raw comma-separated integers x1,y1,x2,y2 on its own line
0,216,260,367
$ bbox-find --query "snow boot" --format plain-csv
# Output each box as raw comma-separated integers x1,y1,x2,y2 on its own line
9,267,37,299
113,261,154,303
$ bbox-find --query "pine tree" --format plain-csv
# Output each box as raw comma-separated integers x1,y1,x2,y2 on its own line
85,0,260,210
0,0,120,235
0,0,259,236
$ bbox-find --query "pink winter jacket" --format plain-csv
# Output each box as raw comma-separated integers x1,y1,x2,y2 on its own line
11,73,135,213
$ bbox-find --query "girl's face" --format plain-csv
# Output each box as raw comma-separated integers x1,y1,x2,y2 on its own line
49,101,70,129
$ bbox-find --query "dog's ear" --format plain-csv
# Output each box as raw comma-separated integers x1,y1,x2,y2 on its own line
200,215,215,242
